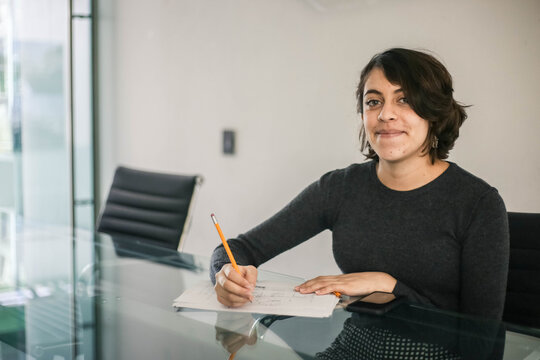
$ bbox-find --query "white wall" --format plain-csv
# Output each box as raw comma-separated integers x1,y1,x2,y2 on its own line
97,0,540,279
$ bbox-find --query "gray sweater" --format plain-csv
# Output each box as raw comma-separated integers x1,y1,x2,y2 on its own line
210,161,509,319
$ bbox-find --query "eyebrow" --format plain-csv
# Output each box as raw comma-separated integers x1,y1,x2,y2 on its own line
363,88,404,97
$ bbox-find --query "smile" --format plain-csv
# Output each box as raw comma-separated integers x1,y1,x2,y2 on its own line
375,130,405,138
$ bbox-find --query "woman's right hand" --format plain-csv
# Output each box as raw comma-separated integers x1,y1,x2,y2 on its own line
214,264,258,307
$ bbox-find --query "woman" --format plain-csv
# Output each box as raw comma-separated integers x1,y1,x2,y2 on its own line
210,48,509,319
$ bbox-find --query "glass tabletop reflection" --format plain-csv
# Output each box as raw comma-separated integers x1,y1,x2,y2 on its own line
0,225,539,359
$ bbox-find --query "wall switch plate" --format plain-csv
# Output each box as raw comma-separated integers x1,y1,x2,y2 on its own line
223,130,235,155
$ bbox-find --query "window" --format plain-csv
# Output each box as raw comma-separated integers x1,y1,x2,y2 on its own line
0,0,95,231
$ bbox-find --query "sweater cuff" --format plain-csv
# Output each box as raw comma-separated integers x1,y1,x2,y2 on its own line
392,280,435,308
392,280,408,297
209,246,230,284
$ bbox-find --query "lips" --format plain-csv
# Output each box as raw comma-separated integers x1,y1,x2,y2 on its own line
375,129,405,137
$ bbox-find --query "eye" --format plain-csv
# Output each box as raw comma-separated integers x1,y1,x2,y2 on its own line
398,97,408,104
365,99,381,107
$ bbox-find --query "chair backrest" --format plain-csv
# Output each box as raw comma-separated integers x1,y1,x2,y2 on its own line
97,166,202,251
503,212,540,328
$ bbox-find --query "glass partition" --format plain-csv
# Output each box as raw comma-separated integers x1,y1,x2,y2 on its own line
0,0,95,229
72,0,95,230
0,1,95,357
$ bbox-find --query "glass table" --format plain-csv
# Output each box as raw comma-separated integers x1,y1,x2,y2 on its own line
1,224,539,359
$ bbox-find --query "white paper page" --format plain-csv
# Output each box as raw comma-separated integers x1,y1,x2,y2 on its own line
173,280,339,318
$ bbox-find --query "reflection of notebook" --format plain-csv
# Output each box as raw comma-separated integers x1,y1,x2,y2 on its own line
173,280,340,318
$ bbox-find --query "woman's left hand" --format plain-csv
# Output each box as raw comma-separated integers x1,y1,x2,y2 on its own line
294,272,397,297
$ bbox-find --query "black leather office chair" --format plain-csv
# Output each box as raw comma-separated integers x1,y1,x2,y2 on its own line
503,212,540,329
97,166,202,251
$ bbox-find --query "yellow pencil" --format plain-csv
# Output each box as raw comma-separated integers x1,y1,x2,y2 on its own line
211,214,241,274
211,214,339,299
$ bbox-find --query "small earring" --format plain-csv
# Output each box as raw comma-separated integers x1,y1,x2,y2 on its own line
431,136,439,149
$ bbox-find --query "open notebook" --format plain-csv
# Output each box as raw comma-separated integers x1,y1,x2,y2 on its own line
173,280,340,318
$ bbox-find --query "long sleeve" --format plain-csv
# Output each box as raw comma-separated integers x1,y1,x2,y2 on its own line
210,171,343,283
459,188,509,319
393,280,436,307
209,161,510,319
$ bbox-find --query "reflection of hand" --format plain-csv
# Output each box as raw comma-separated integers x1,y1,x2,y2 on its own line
216,328,258,354
295,272,396,297
214,264,258,307
215,313,258,355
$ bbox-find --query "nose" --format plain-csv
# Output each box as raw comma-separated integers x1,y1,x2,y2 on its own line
378,102,397,122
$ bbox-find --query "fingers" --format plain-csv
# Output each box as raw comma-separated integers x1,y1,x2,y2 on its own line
243,265,258,287
214,264,257,307
295,276,338,295
215,286,250,307
226,265,254,289
215,275,253,306
293,272,396,297
312,286,336,295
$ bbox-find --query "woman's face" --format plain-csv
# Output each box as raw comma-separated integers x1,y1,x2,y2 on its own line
361,68,430,165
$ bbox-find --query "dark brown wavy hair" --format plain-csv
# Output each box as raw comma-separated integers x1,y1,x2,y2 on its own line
356,48,468,163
